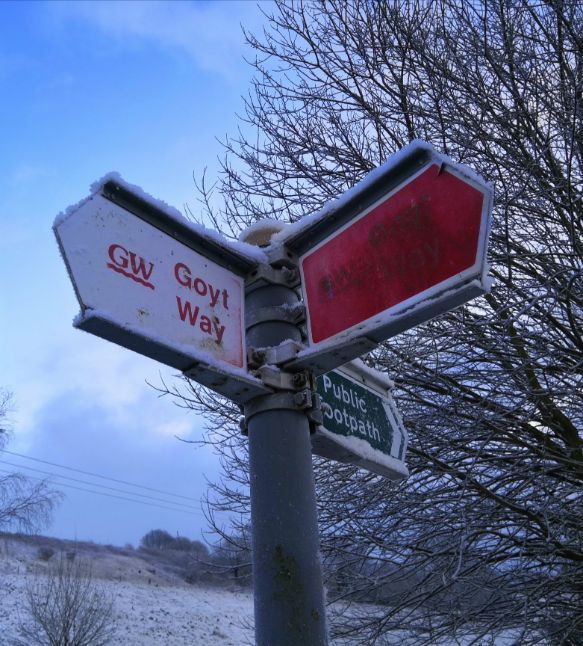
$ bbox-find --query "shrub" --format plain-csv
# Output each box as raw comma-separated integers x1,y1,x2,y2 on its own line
37,547,55,562
15,553,115,646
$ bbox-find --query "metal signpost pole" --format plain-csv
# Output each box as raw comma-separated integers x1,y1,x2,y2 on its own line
243,229,328,646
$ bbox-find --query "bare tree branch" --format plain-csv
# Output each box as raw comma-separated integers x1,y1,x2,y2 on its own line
164,1,583,643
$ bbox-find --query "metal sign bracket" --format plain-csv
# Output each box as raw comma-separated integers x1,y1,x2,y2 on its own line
245,262,300,291
242,388,323,431
284,336,378,375
247,339,305,370
265,243,298,269
255,365,311,391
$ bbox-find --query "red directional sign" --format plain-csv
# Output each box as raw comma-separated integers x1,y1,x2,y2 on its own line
302,162,487,343
280,142,492,373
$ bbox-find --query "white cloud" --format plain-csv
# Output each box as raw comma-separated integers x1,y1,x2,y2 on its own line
154,418,194,438
8,327,201,452
49,0,268,80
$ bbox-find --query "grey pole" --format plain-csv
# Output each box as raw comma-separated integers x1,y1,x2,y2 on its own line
243,223,328,646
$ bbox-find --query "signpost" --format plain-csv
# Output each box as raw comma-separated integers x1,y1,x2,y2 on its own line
312,360,408,480
54,141,493,646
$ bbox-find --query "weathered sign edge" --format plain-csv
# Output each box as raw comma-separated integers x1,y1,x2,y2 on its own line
274,140,434,256
334,358,394,392
100,179,261,278
54,173,265,279
274,139,493,259
311,428,409,481
285,276,489,375
74,308,271,404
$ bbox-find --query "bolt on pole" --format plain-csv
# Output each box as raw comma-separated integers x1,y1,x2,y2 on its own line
242,221,328,646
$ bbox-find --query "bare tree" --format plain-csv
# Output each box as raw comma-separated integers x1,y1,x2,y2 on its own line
165,1,582,643
0,389,62,533
15,553,115,646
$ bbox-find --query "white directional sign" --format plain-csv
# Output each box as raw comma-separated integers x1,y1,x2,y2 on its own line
312,360,408,480
279,141,493,375
54,174,270,403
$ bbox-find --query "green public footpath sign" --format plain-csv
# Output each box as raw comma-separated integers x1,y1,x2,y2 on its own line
317,371,392,454
314,366,408,480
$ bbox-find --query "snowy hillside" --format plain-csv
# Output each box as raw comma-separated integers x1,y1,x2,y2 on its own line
0,534,254,645
0,533,527,645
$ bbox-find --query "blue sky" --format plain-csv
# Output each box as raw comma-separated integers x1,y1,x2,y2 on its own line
0,0,268,547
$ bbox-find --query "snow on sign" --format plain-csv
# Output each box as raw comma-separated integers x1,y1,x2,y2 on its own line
312,360,408,480
280,140,493,374
54,174,270,404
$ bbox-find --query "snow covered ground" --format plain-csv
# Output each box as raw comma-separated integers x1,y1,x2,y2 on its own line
0,535,525,645
1,571,254,645
0,536,254,645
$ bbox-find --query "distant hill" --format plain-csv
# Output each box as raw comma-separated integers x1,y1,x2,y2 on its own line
0,531,249,588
